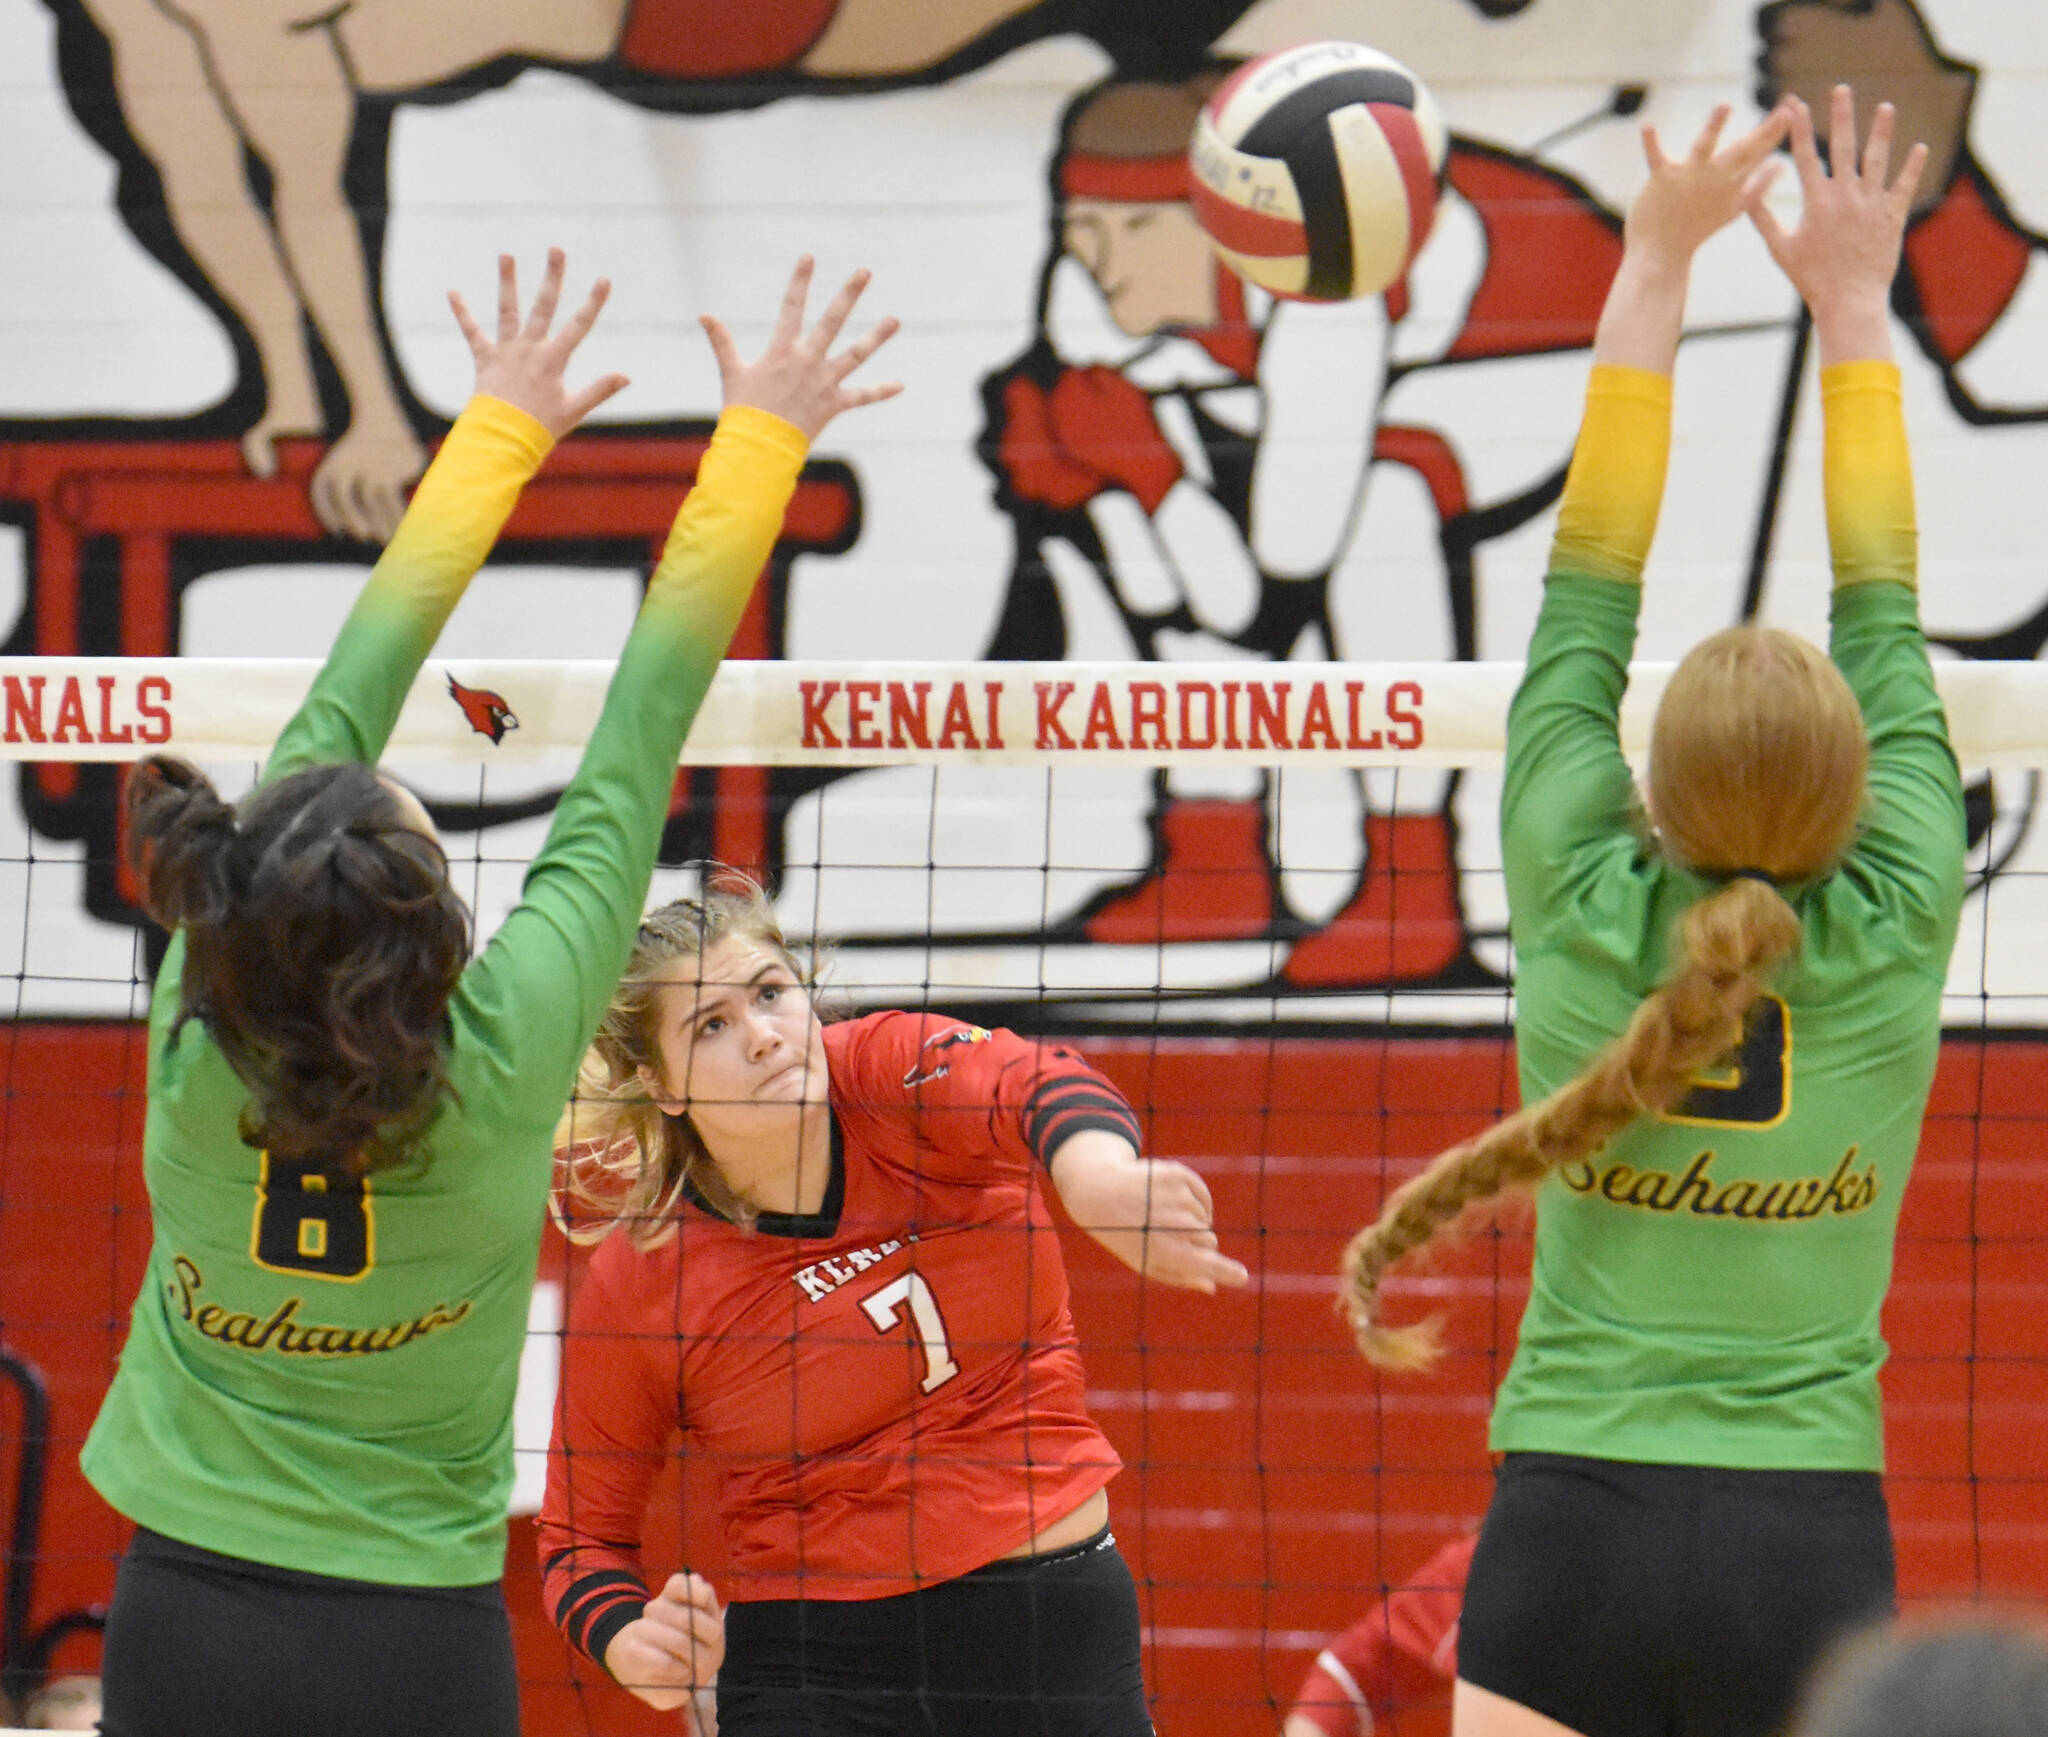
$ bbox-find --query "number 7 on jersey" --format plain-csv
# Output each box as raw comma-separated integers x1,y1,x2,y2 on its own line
860,1271,960,1393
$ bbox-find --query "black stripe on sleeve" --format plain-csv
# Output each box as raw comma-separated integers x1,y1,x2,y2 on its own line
560,1568,650,1659
586,1595,652,1676
1024,1077,1143,1167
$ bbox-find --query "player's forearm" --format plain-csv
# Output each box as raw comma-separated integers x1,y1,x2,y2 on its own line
1592,246,1690,377
1822,362,1915,591
1811,285,1896,370
266,396,552,780
1047,1128,1144,1230
1548,366,1673,586
640,404,807,652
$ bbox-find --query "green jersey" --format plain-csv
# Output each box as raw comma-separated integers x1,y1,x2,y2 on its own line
1491,369,1965,1474
82,398,807,1585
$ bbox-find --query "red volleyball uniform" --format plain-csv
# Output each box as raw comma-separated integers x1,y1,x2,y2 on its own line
1289,1532,1474,1737
540,1012,1137,1666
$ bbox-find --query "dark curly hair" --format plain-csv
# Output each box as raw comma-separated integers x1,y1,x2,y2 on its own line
126,755,470,1176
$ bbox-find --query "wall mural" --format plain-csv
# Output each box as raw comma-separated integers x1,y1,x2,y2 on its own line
2,0,2044,1021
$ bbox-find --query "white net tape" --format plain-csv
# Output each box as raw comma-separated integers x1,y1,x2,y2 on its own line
0,655,2040,1027
2,655,2044,767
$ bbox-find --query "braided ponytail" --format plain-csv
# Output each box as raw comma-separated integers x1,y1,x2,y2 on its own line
1341,623,1869,1368
1342,874,1803,1368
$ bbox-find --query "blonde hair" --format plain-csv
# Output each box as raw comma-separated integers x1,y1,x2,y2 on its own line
554,870,806,1246
1341,626,1868,1368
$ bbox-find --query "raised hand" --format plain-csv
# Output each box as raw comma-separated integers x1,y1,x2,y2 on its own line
1748,86,1926,362
1626,102,1791,266
1754,0,1972,211
448,248,631,440
602,1569,724,1713
700,257,902,441
1592,102,1791,374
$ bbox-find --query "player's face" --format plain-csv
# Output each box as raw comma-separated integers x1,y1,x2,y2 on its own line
1063,197,1221,334
645,934,827,1153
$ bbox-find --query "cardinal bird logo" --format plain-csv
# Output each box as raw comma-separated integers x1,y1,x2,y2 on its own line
902,1025,991,1087
446,674,518,744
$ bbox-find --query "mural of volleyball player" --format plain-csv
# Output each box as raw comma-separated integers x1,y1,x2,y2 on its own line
982,68,1622,986
40,0,1543,544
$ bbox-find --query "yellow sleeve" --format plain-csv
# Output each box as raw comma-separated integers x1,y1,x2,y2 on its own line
1549,365,1673,587
638,403,809,648
1822,361,1916,591
265,394,554,781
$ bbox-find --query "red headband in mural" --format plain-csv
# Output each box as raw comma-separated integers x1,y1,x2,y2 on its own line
1059,151,1190,203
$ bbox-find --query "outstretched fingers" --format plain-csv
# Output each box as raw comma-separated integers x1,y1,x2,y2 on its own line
1860,97,1895,190
1688,102,1732,163
804,267,871,356
1827,82,1859,181
704,258,901,438
447,289,488,360
551,275,614,357
452,247,627,437
830,314,901,386
1889,138,1930,223
1784,93,1826,194
523,246,567,342
698,313,742,391
773,255,816,352
562,370,633,426
1726,101,1792,176
495,253,521,343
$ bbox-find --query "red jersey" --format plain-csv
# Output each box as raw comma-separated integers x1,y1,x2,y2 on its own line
1290,1532,1474,1737
540,1012,1137,1665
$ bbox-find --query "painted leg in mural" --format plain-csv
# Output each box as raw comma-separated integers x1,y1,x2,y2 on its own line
70,0,1070,541
1280,437,1471,990
71,0,331,482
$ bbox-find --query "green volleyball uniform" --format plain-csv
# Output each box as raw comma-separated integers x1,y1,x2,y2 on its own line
1490,362,1965,1473
82,397,807,1586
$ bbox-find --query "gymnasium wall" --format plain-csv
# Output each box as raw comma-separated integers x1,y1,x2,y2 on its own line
3,1026,2045,1735
4,0,2048,1729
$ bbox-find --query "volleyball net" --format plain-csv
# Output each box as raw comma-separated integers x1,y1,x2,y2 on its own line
0,653,2044,1734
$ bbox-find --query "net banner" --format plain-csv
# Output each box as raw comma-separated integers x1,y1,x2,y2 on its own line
3,656,2044,767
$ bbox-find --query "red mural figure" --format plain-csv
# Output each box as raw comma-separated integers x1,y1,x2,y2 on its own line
980,69,1622,988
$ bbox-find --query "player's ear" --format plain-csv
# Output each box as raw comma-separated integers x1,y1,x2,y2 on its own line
637,1060,684,1116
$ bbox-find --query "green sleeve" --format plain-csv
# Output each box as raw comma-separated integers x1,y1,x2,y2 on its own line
453,405,808,1125
263,397,554,785
1502,575,1644,950
1827,580,1966,955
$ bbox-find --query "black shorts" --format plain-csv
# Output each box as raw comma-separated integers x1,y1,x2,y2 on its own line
718,1526,1153,1737
1458,1453,1895,1737
99,1526,520,1737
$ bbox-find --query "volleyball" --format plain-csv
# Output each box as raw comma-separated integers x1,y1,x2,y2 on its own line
1189,40,1448,302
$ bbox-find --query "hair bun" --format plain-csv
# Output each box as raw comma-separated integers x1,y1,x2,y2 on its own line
125,755,240,929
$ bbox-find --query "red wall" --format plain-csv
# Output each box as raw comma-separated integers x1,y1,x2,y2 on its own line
5,1026,2045,1735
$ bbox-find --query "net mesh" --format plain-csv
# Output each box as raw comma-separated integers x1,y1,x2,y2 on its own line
0,656,2043,1735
